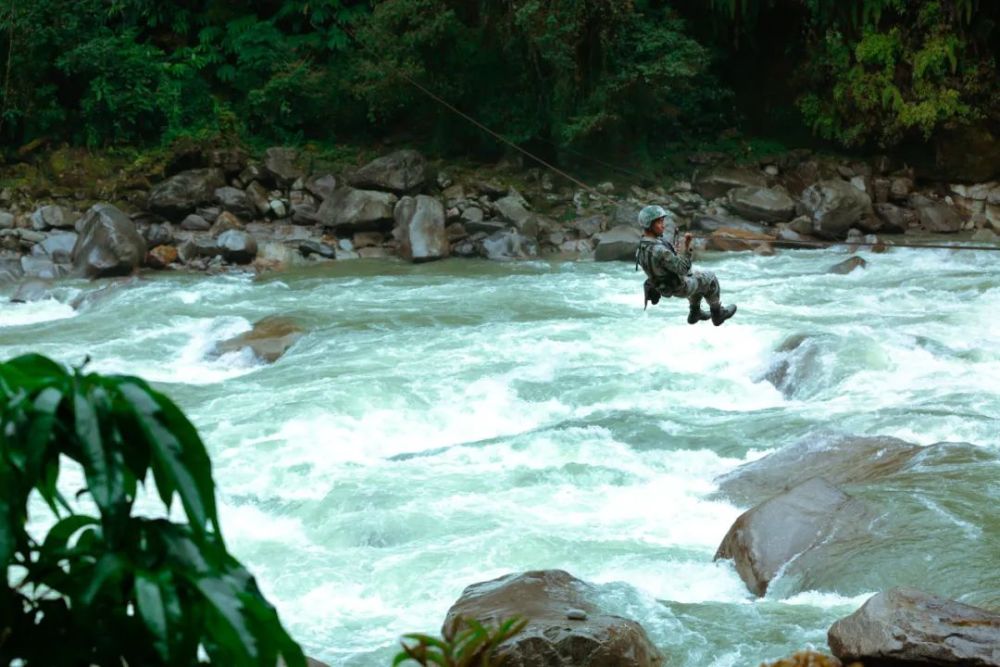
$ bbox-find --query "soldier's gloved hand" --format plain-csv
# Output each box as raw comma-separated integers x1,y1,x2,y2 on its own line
683,232,694,254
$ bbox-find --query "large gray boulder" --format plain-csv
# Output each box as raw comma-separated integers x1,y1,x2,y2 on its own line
909,194,963,233
262,147,304,186
214,186,256,220
0,258,24,284
347,149,429,194
393,195,449,263
725,186,796,223
216,230,257,264
828,588,1000,666
714,477,871,597
71,204,147,278
443,570,664,667
148,168,226,218
31,231,78,264
693,167,767,200
316,187,397,232
30,205,78,231
801,180,873,239
714,434,925,507
594,225,641,261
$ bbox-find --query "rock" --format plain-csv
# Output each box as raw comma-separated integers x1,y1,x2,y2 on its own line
693,166,767,200
460,206,484,223
215,316,304,363
31,231,78,263
205,147,248,176
177,236,221,263
0,212,14,229
971,228,999,243
269,199,287,218
147,168,226,218
348,149,429,193
180,214,212,231
146,245,179,269
316,187,397,233
443,570,663,667
478,229,537,260
30,205,77,231
210,211,244,237
216,230,258,264
828,588,1000,667
725,187,796,223
714,434,926,507
298,241,337,259
714,477,871,597
909,194,963,233
828,256,867,274
494,193,532,229
144,221,175,247
214,186,256,220
0,258,24,283
352,231,384,248
691,214,769,235
800,180,873,239
71,204,147,279
393,195,449,263
304,173,338,201
20,255,69,280
873,202,915,233
594,225,641,261
262,147,304,186
11,279,51,303
707,227,775,252
889,177,913,202
246,181,271,216
570,214,606,238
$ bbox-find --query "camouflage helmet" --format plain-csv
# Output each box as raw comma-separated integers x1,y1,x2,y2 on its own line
637,204,669,229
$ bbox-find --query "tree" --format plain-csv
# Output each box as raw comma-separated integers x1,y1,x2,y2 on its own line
0,353,305,666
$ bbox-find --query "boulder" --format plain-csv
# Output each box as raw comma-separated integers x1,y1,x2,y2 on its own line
909,194,963,233
570,214,606,238
215,316,304,363
347,149,429,193
262,147,304,186
594,225,641,262
725,187,796,223
30,205,78,231
494,193,532,230
304,173,337,201
828,588,1000,666
31,231,78,263
177,236,221,263
180,214,212,231
20,256,68,280
298,241,337,259
146,245,178,269
692,214,770,235
147,168,226,218
693,167,767,200
216,230,257,264
11,279,51,303
707,227,775,252
443,570,663,667
71,204,147,279
714,434,925,507
215,186,256,220
316,187,397,233
828,256,867,274
714,477,871,597
0,258,24,284
800,180,873,239
393,195,449,263
479,229,538,260
873,203,915,233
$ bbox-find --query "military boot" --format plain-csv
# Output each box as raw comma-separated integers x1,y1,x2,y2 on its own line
687,300,711,324
710,303,737,326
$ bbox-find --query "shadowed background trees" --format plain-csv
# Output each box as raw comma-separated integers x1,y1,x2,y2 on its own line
0,0,997,166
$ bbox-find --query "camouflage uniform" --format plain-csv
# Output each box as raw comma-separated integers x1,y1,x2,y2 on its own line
636,236,722,309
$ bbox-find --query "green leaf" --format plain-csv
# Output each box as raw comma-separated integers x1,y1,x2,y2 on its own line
73,383,112,510
79,552,125,607
136,570,171,663
41,515,98,553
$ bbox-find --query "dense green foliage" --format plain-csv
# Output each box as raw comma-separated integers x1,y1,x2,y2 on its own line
0,0,996,157
0,354,304,666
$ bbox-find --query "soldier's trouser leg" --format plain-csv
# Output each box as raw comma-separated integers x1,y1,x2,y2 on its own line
679,271,721,309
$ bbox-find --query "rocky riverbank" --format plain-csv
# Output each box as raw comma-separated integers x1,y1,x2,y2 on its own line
2,145,1000,295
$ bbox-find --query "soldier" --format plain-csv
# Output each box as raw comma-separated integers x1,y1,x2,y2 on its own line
635,204,737,326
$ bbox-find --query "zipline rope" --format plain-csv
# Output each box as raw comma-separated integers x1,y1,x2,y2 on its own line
346,27,1000,253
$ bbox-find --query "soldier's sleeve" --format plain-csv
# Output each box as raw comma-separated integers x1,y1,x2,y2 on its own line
653,244,692,277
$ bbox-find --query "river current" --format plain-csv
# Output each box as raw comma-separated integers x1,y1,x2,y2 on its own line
2,247,998,666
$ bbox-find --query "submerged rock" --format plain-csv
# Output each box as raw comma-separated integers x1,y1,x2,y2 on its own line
828,588,1000,666
214,316,304,363
828,256,867,274
443,570,663,667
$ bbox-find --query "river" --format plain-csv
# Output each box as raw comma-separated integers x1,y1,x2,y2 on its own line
2,247,998,666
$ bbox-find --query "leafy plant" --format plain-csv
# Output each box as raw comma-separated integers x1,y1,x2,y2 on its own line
393,616,527,667
0,353,305,667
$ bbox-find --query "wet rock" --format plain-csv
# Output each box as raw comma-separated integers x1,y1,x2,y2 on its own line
177,236,221,263
0,258,24,283
20,256,68,280
693,166,767,200
147,168,226,218
873,202,915,233
348,149,429,194
801,180,873,239
393,195,449,263
443,570,663,667
714,434,925,507
180,214,212,231
479,229,538,260
298,241,337,259
828,256,867,274
71,204,146,279
570,214,606,238
215,316,304,363
0,212,14,229
316,187,397,233
828,588,1000,666
262,147,304,187
215,186,256,220
31,231,78,263
725,186,796,223
692,214,768,235
30,205,77,231
909,194,963,233
594,225,641,261
146,245,179,269
216,229,257,264
708,227,775,252
11,279,51,303
210,211,244,238
715,477,872,597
